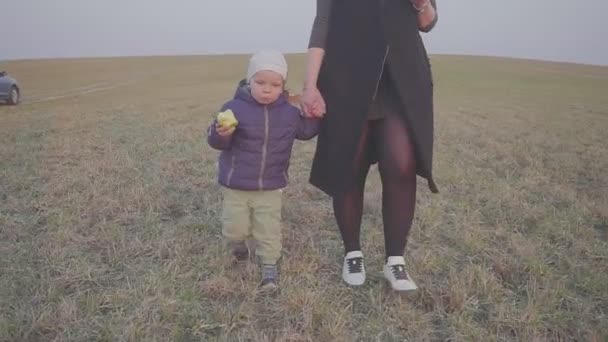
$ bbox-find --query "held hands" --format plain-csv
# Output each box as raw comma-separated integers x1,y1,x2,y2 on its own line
301,86,326,118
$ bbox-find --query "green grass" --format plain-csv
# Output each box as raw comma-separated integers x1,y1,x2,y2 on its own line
1,54,607,341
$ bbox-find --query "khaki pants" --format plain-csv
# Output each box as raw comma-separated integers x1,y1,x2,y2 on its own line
221,187,282,265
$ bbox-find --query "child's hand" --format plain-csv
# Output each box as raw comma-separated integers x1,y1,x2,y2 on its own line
216,123,235,137
215,109,238,136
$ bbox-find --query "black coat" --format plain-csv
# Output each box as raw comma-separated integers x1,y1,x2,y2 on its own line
309,0,439,197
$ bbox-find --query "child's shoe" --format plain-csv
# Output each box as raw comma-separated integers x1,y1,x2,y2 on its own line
230,240,249,265
259,264,278,291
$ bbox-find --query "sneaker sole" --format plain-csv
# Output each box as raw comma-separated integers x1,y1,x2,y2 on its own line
258,284,279,293
342,275,366,286
383,279,418,293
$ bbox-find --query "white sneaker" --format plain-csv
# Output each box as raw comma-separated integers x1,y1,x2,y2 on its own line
342,251,366,286
383,256,417,292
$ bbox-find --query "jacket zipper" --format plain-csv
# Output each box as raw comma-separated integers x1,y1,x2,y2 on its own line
258,105,270,190
372,45,390,101
226,154,236,186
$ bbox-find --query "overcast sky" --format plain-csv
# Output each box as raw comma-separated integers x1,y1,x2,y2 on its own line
1,0,607,65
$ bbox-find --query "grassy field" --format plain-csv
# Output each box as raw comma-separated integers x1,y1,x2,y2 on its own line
1,54,607,341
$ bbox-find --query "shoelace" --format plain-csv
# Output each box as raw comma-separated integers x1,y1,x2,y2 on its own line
347,257,364,273
390,264,409,280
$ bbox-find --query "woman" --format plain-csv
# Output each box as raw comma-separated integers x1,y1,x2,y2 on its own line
301,0,439,292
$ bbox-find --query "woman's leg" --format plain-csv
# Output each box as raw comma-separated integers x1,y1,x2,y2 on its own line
332,121,373,254
377,112,417,258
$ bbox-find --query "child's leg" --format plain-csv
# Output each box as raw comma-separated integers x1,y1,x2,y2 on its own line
250,190,283,266
221,188,251,260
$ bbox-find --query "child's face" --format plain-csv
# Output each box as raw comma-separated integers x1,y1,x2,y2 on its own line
249,70,284,105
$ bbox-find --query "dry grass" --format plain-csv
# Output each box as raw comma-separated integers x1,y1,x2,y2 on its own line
1,54,607,341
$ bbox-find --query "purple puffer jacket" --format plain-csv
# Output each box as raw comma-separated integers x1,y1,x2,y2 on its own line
207,80,321,191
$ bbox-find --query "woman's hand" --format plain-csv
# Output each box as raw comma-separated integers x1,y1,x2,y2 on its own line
302,47,327,118
216,123,235,137
410,0,430,11
301,86,326,118
410,0,437,32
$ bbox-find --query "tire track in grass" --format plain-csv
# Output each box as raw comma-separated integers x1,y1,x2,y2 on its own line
22,70,169,104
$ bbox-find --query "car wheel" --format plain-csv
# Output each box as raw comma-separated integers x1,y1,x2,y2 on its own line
8,86,19,105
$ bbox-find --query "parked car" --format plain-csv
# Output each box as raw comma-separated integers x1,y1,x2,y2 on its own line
0,71,20,105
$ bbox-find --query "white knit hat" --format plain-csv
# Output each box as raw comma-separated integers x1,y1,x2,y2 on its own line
246,50,288,83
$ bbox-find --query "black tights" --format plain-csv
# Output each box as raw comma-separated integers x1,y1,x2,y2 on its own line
332,113,417,258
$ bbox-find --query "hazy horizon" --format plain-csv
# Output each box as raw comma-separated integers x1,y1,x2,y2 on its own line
2,0,607,66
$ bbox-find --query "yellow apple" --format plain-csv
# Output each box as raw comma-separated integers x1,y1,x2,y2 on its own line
217,109,238,128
